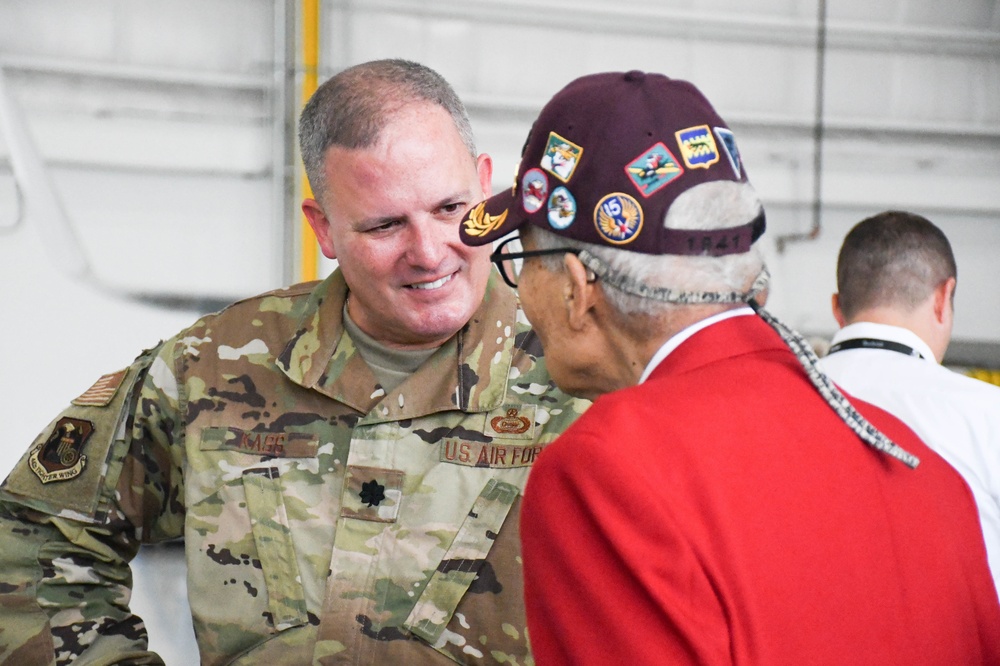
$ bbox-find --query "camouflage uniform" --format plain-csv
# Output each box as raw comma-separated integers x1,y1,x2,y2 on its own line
0,270,589,665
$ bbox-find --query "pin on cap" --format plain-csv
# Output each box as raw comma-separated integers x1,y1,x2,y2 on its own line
460,70,764,255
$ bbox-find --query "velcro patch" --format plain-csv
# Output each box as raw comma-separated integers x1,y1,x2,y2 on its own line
340,465,405,523
29,417,93,483
441,439,542,469
200,427,319,458
72,369,128,407
484,404,536,439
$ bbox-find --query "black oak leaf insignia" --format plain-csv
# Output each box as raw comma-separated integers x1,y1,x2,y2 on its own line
359,479,386,507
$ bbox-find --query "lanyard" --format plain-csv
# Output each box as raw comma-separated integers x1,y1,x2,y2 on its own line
827,338,925,360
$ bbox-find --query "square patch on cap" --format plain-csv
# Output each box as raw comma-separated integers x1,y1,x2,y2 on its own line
540,132,583,183
625,142,683,198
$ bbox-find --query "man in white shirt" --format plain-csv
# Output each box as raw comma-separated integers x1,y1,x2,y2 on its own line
820,210,1000,593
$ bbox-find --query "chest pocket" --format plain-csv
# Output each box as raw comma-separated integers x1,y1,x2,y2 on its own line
403,479,527,662
242,466,309,631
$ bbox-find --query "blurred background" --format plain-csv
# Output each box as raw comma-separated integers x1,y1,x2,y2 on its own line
1,0,998,662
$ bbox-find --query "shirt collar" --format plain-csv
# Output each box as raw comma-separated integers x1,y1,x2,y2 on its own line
639,307,756,384
830,321,937,364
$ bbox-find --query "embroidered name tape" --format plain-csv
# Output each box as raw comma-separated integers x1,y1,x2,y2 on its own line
441,439,543,469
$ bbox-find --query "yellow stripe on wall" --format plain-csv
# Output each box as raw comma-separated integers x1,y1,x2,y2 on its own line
299,0,320,282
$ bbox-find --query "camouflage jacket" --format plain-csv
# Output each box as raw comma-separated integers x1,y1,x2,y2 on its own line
0,270,589,665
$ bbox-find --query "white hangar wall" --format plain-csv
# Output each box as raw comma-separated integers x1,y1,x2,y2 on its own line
0,1,998,663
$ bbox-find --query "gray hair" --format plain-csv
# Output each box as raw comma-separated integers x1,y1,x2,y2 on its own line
525,181,766,317
298,59,476,205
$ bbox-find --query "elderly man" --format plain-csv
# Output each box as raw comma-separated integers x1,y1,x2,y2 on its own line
0,59,587,665
820,210,1000,593
460,71,1000,664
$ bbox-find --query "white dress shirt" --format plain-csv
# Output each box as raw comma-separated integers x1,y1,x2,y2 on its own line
820,321,1000,594
640,307,755,384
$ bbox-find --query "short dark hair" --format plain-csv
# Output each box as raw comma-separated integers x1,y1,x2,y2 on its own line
298,59,476,205
836,210,956,321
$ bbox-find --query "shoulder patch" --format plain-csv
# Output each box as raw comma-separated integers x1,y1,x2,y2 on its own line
1,349,159,522
28,417,93,483
72,369,128,407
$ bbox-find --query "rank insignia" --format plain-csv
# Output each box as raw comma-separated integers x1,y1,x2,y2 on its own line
714,127,743,179
341,466,404,523
359,479,386,507
675,124,720,170
625,142,683,198
463,201,508,238
547,186,577,230
595,193,643,245
522,168,549,214
540,131,583,183
29,417,93,484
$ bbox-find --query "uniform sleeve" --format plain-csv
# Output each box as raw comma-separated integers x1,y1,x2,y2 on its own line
519,426,730,666
0,340,187,665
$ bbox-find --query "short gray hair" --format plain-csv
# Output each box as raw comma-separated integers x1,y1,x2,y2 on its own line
298,59,476,205
525,181,766,317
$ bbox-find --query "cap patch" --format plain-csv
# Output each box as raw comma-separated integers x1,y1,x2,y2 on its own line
29,417,93,484
595,193,643,245
625,142,683,198
547,186,577,230
521,168,549,214
714,127,742,179
676,125,720,170
540,132,583,183
463,202,509,239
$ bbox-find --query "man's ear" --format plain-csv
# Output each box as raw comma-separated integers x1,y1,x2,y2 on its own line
476,153,494,199
563,253,598,332
302,198,337,260
933,277,957,325
831,293,846,327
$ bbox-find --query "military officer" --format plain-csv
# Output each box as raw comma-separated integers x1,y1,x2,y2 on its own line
0,59,588,665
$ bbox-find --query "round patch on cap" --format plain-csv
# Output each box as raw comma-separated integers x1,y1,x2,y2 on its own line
547,186,577,230
521,168,548,214
594,193,643,245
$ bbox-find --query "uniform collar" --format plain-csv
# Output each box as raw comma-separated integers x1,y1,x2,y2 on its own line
831,322,936,364
277,270,518,420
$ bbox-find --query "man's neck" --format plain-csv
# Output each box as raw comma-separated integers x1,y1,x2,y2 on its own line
845,306,944,363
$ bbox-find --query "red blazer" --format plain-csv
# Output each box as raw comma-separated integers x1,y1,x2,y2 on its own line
522,314,1000,665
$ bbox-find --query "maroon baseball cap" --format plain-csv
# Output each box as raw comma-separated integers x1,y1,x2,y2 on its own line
460,70,764,255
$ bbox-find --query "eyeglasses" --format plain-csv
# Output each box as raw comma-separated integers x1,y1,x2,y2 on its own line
489,236,582,289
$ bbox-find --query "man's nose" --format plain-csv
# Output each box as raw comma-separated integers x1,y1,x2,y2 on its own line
406,218,447,269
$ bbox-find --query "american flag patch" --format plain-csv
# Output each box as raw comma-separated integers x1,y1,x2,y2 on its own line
72,369,128,407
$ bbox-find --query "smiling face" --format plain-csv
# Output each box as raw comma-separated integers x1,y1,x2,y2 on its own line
302,102,494,349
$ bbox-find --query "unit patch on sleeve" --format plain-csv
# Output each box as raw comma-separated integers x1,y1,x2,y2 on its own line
72,369,128,407
29,417,94,483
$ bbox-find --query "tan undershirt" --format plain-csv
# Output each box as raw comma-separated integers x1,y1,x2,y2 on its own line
342,302,439,394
